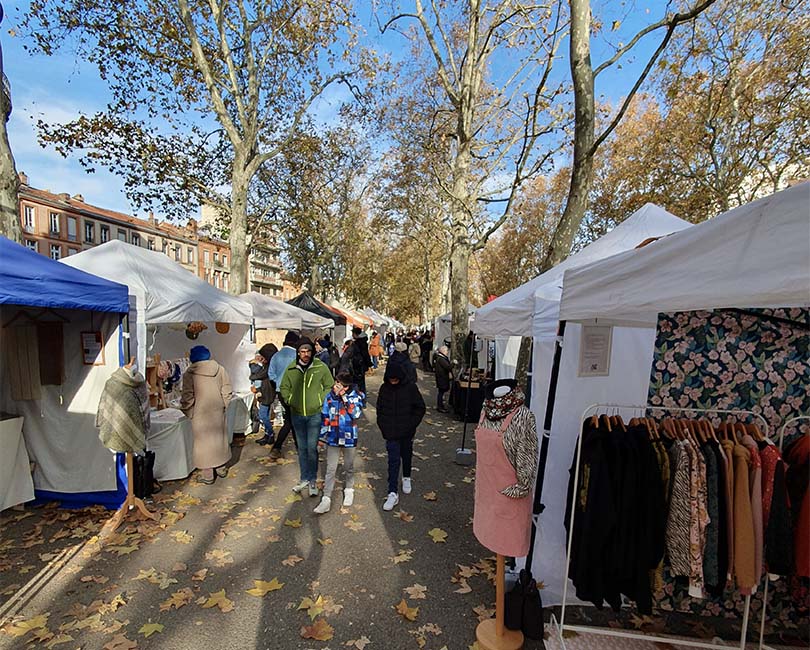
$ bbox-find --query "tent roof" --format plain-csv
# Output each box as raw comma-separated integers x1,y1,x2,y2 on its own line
241,292,334,330
62,240,253,325
0,235,129,313
472,203,690,338
327,299,373,328
286,291,347,325
559,183,810,327
436,304,477,324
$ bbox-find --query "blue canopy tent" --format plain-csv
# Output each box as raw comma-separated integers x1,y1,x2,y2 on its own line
0,236,131,509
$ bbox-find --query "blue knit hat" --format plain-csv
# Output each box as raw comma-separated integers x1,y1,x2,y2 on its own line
189,345,211,363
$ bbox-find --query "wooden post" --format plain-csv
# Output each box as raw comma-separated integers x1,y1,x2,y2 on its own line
475,554,524,650
106,451,158,533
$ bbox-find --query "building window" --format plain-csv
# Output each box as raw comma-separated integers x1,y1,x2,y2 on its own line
174,245,181,262
49,244,61,260
147,238,155,251
25,239,37,252
49,212,60,234
67,216,77,241
222,254,227,267
132,232,141,247
204,250,210,266
213,252,219,264
23,205,36,233
100,225,110,243
223,274,228,292
162,240,168,253
117,228,127,242
68,248,78,256
187,247,194,264
85,221,95,243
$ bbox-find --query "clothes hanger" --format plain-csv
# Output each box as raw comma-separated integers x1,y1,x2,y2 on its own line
600,414,613,433
745,422,765,442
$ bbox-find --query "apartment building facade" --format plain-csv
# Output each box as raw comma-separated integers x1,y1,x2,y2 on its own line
16,175,286,296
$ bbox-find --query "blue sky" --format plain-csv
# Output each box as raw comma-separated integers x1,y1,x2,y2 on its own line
1,1,672,219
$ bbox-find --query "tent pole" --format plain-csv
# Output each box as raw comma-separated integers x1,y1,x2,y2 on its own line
526,320,566,569
459,333,475,450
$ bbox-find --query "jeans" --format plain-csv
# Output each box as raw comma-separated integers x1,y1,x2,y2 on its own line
323,446,356,496
292,413,321,482
258,404,273,438
371,355,378,369
386,438,413,494
271,402,296,451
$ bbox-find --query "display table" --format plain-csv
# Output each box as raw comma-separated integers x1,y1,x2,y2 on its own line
451,380,486,424
147,409,195,481
227,393,252,437
0,415,35,510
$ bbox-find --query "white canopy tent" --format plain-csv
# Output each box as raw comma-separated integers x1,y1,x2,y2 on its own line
472,204,690,339
241,291,334,330
531,183,810,606
560,182,810,325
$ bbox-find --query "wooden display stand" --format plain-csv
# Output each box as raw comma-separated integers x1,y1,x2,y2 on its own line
145,353,166,409
476,554,524,650
106,451,158,533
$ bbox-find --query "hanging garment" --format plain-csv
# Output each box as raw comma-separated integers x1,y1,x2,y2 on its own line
3,325,42,401
732,444,757,594
666,440,692,578
96,368,150,453
701,443,721,591
785,435,809,578
720,439,736,581
764,459,793,577
742,434,764,583
708,440,730,596
473,409,533,558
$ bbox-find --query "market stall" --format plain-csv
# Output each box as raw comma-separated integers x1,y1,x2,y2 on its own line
531,183,809,646
63,241,255,481
241,291,334,331
0,235,131,509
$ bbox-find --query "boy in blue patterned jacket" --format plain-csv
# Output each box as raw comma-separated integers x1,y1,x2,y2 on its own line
313,372,365,514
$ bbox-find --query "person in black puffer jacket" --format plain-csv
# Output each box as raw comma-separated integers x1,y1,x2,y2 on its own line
433,345,452,413
386,342,417,385
249,343,277,445
377,362,426,511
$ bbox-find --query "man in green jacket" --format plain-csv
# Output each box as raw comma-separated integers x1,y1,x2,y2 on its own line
280,337,333,496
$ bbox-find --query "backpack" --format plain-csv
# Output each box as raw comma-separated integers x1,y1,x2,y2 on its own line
329,344,341,371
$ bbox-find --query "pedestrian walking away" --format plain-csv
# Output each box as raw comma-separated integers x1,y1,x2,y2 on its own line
267,331,299,459
313,371,365,514
376,361,426,511
280,337,334,497
249,343,277,446
180,345,234,484
434,345,452,413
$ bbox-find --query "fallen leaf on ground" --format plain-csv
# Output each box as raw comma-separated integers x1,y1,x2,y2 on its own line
1,613,49,637
205,549,233,566
266,534,281,543
454,579,472,594
43,632,73,647
473,604,495,622
171,530,193,544
191,568,208,581
298,595,325,620
201,589,234,612
284,518,302,528
107,544,139,556
345,520,365,532
317,538,333,546
300,618,334,641
246,578,284,597
404,584,427,600
422,491,437,501
80,575,109,584
428,528,448,543
395,599,419,621
139,622,164,638
284,493,303,504
102,634,137,650
171,562,187,572
456,565,479,579
282,555,303,567
345,636,372,649
396,510,414,522
159,587,194,611
392,549,413,564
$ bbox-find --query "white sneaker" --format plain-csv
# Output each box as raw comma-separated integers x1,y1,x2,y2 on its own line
402,477,412,494
313,496,331,514
292,480,309,493
308,482,319,497
342,489,354,507
383,492,399,511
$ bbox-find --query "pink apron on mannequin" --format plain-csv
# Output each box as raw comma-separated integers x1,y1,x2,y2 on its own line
473,410,532,557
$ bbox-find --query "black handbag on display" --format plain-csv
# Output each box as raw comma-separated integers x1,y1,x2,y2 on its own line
504,569,545,642
133,450,160,498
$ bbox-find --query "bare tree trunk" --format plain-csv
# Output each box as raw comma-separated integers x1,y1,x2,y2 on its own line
421,250,432,325
449,242,470,364
439,260,451,315
229,163,250,294
0,77,20,242
541,0,594,273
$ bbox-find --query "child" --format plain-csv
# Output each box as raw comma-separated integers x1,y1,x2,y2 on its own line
376,362,426,511
313,372,365,514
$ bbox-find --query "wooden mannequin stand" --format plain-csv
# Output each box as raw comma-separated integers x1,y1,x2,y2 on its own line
107,451,158,533
476,554,524,650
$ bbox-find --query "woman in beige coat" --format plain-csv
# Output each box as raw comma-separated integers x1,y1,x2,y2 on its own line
180,345,233,484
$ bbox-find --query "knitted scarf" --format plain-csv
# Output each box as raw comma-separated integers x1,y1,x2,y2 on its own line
96,368,150,453
483,387,525,421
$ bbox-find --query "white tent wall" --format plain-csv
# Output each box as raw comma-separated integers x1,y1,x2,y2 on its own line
494,336,522,380
0,308,122,493
527,322,658,605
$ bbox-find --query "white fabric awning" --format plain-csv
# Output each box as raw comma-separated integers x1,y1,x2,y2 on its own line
472,204,691,338
559,183,810,326
240,291,333,330
63,240,253,325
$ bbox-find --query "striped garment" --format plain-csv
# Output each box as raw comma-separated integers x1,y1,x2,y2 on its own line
481,405,538,498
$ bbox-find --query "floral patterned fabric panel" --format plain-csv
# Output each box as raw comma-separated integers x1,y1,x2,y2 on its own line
647,308,809,641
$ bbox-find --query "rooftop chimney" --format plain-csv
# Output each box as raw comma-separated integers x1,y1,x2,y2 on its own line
148,211,156,225
72,194,84,202
17,171,28,185
59,193,70,201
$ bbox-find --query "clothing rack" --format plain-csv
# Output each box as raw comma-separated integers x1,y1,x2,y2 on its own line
551,402,770,650
756,414,809,650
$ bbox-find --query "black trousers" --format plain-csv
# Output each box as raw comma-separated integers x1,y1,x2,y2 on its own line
270,401,297,451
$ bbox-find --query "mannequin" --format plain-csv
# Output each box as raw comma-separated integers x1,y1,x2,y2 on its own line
96,357,151,453
473,378,538,650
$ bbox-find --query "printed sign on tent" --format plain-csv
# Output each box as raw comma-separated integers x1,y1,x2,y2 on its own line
578,325,612,377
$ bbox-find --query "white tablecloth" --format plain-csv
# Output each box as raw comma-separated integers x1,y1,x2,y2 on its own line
1,416,35,510
147,398,250,481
